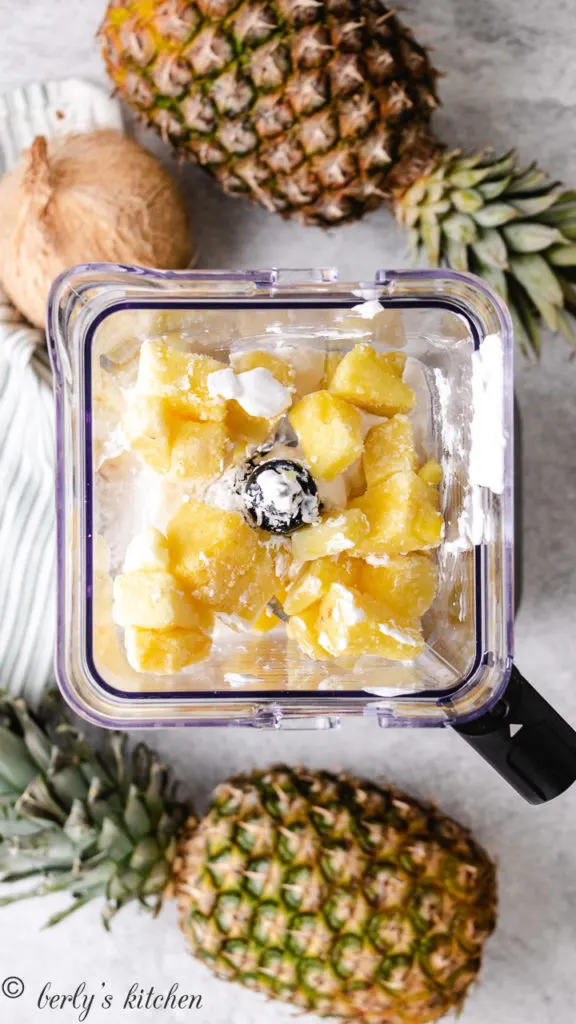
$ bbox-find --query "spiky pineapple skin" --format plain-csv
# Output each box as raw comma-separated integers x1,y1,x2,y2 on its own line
175,766,496,1024
100,0,439,225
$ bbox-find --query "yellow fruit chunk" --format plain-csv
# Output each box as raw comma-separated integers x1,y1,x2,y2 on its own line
171,420,230,483
113,570,214,631
292,509,369,563
122,395,175,473
329,344,415,416
317,584,425,661
284,556,355,616
250,585,287,633
353,471,444,555
363,415,417,487
380,351,407,377
236,556,282,622
136,340,227,421
167,501,278,618
289,390,363,481
357,553,437,618
227,351,295,447
125,627,212,674
418,458,443,487
286,604,326,660
232,350,295,388
225,402,275,449
123,527,170,572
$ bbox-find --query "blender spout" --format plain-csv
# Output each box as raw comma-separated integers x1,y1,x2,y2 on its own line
454,665,576,804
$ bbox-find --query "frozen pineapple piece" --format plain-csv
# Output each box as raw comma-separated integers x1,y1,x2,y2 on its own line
235,553,282,622
225,401,276,449
113,570,214,631
232,350,295,388
317,583,425,661
136,340,227,421
123,527,170,572
292,509,369,563
284,556,355,616
289,390,363,481
418,458,443,487
363,415,417,487
329,344,415,416
171,420,230,484
286,604,326,660
168,501,253,591
122,395,176,473
353,471,444,555
251,594,285,633
125,627,212,674
167,501,278,618
357,553,437,618
380,351,407,377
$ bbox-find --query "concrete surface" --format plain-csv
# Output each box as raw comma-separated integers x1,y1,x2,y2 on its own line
1,2,576,1023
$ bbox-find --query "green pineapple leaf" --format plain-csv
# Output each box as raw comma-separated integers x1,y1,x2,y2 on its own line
396,149,576,356
0,691,192,926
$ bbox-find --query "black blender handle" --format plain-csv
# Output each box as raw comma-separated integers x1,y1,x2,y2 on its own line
454,665,576,804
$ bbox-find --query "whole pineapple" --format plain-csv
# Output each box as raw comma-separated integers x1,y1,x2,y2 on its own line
0,692,496,1024
99,0,576,355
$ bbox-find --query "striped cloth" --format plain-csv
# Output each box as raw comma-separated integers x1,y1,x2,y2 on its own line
0,79,122,704
0,293,54,704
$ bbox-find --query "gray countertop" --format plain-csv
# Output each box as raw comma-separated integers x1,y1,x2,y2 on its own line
1,1,576,1022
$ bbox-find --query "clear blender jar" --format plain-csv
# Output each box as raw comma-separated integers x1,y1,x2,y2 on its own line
48,265,576,804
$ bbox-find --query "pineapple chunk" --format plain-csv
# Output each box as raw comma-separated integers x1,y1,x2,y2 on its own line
225,402,275,449
363,415,417,487
317,584,425,660
289,390,363,481
125,627,211,673
171,420,230,483
292,509,369,563
167,501,278,618
122,395,175,473
353,471,444,555
251,596,284,633
284,556,355,616
136,340,227,421
418,458,443,487
123,527,170,572
380,351,407,377
286,604,326,660
232,350,295,388
235,555,282,622
223,352,294,449
357,553,437,618
113,570,214,631
329,344,415,416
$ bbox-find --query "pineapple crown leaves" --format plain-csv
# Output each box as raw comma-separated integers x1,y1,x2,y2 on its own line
395,148,576,357
0,692,192,929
